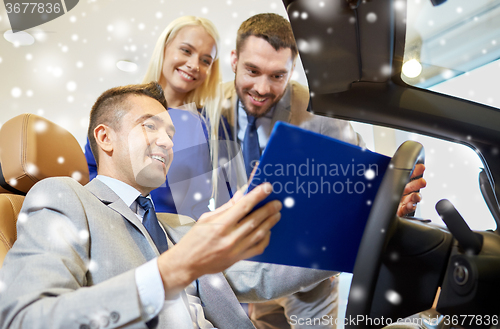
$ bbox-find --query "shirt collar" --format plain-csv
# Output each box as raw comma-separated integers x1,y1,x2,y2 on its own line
237,99,275,131
237,99,275,120
96,175,150,208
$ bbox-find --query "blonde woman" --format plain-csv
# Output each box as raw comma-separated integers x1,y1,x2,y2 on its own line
85,16,230,218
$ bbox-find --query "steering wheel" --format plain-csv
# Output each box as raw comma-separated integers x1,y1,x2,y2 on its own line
345,140,424,329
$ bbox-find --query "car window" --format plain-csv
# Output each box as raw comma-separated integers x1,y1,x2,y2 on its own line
401,0,500,112
392,0,500,230
350,120,496,231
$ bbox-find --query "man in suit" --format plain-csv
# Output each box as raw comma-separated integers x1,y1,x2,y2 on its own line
0,82,334,329
219,13,426,329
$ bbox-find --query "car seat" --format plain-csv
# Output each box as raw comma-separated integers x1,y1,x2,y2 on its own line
0,113,89,267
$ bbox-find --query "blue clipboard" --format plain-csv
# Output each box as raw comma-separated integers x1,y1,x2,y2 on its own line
247,122,391,272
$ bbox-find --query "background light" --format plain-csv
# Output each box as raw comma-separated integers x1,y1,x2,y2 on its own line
116,60,138,72
402,59,422,78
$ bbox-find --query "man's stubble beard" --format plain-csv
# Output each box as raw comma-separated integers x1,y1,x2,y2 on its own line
233,71,288,119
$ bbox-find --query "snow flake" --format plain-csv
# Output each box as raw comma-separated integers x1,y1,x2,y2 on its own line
218,157,228,167
26,163,39,175
18,212,28,224
380,64,391,76
394,0,405,11
366,13,377,23
34,120,47,133
441,70,454,80
364,169,375,180
79,230,90,241
49,67,63,78
88,260,99,272
209,275,223,289
66,81,77,92
284,197,295,208
11,87,22,98
385,290,402,305
72,171,83,181
349,286,364,301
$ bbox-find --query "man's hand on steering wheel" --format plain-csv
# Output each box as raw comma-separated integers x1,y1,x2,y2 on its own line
397,163,426,217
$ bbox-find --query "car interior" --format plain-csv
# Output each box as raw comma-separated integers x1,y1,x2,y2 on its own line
1,0,500,328
283,0,500,327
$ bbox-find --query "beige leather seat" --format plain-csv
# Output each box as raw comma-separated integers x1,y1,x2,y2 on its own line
0,113,89,267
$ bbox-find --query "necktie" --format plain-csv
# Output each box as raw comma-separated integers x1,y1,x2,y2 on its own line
136,196,169,254
243,114,261,178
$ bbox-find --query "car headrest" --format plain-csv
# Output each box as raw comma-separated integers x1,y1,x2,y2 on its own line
0,113,89,194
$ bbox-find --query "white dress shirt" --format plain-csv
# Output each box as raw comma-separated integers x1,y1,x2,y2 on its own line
237,100,275,152
96,175,214,329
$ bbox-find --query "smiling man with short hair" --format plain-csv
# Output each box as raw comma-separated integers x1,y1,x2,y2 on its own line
0,81,336,329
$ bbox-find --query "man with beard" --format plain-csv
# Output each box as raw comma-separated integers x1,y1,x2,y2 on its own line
220,13,426,329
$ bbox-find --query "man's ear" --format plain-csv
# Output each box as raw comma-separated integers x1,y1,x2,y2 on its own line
94,124,114,154
230,50,238,73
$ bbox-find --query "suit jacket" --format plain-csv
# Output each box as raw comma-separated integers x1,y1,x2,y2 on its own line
0,177,332,329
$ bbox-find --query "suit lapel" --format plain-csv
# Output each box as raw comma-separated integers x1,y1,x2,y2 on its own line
270,84,293,133
85,179,161,256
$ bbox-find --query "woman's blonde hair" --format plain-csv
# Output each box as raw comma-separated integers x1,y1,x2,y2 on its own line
143,16,229,200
